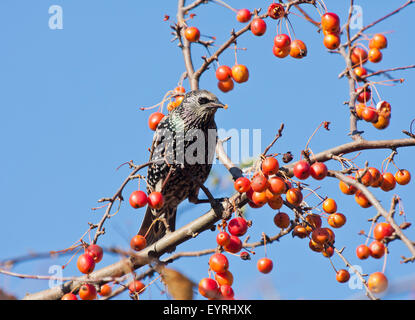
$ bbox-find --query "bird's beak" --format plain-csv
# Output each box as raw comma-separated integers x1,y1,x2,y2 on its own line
208,102,228,109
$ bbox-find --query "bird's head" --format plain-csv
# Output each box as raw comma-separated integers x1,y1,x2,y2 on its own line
176,90,226,123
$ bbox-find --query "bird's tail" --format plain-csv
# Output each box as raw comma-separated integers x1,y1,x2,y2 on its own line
138,206,177,247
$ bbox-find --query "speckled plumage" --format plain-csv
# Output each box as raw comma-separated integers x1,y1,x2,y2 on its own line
138,90,224,246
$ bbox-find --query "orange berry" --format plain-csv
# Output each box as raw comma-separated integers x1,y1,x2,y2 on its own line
217,78,234,92
372,115,390,130
355,190,371,208
130,235,147,251
99,284,112,297
395,169,411,185
231,64,249,83
215,270,234,286
286,188,303,206
290,40,307,59
321,12,340,33
322,198,337,214
323,33,340,50
351,47,368,66
369,34,387,50
368,272,388,293
184,26,200,42
380,172,396,191
328,213,346,228
339,177,357,195
336,269,350,283
79,284,97,300
368,48,383,63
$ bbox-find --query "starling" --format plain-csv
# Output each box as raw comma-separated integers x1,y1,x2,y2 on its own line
138,90,225,246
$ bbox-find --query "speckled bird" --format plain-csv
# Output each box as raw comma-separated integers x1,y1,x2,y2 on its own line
138,90,225,246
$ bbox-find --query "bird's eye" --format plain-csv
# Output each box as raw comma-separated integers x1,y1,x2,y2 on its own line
198,97,211,105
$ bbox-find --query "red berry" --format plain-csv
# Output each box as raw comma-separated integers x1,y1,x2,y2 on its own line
356,244,371,260
274,34,291,49
369,241,385,259
273,45,290,58
236,9,251,23
267,3,284,19
86,244,103,263
251,174,268,192
224,235,242,254
336,269,350,283
273,212,290,229
321,12,340,33
77,253,95,274
184,26,200,42
128,280,145,294
220,284,234,299
234,177,251,193
147,192,164,209
79,284,97,300
362,107,378,123
250,18,267,36
216,232,231,247
148,112,165,131
209,253,229,273
217,78,234,93
130,235,147,251
198,278,219,299
99,284,112,297
293,160,311,180
257,258,273,274
310,162,328,180
215,271,234,286
261,157,279,175
216,65,232,81
268,176,286,194
61,293,78,300
311,228,330,245
227,217,248,237
373,222,394,241
356,87,371,103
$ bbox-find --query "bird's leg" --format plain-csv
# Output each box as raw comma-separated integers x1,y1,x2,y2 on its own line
185,176,225,209
158,214,172,234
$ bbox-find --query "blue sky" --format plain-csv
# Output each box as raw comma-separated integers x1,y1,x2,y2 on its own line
0,0,415,300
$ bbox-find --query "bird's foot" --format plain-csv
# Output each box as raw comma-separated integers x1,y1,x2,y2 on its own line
189,196,226,207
